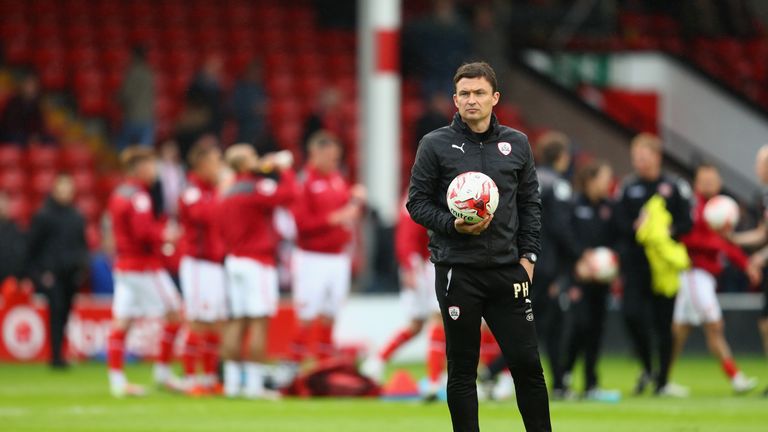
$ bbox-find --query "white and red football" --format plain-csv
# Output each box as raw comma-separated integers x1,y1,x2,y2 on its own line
587,247,620,283
703,195,740,232
446,171,499,224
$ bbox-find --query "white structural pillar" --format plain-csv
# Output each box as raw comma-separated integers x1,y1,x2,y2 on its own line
358,0,401,226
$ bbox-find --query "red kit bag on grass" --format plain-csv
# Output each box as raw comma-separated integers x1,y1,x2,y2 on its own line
283,358,381,397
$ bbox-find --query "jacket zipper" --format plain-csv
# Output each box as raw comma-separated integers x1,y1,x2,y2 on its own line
479,141,492,256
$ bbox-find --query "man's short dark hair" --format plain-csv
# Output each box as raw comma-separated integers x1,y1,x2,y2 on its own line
187,138,219,168
120,146,155,172
453,62,498,93
535,131,570,166
307,130,340,151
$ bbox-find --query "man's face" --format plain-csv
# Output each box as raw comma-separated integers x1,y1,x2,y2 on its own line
198,149,222,182
0,193,9,219
756,147,768,184
453,77,499,126
135,159,157,184
310,140,342,173
591,165,614,198
52,177,75,205
695,167,721,199
631,145,661,180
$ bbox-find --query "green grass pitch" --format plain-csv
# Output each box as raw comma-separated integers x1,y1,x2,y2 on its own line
1,356,767,431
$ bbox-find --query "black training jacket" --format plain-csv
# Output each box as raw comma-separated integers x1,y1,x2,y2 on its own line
25,197,88,276
406,113,542,268
536,166,583,279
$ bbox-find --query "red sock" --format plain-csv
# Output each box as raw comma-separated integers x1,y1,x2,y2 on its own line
107,328,126,371
290,324,312,362
378,327,418,361
427,324,446,383
183,331,201,377
316,322,334,360
202,331,220,377
722,358,739,378
158,322,181,364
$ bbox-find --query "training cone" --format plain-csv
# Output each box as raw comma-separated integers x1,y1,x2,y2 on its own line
381,369,420,400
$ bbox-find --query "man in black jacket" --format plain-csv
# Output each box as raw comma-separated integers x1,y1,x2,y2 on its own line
407,62,550,432
27,174,88,368
615,133,693,397
533,132,584,397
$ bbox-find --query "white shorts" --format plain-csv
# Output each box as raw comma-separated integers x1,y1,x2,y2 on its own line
224,255,279,319
179,256,227,322
112,270,182,320
674,268,722,325
292,249,351,321
400,260,439,320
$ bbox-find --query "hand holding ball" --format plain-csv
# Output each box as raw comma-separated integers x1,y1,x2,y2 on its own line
585,247,620,284
447,172,499,225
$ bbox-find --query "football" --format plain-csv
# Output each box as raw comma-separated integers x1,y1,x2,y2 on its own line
703,195,740,232
446,171,499,224
587,247,619,283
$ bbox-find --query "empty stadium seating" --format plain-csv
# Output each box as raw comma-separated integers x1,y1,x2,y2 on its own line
566,11,767,111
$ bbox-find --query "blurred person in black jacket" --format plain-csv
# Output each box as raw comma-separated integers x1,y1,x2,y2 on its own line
614,133,693,397
26,174,88,368
562,159,618,399
0,73,46,146
0,191,26,283
533,131,585,398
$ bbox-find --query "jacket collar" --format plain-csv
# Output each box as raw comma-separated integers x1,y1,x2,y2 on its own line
450,112,500,142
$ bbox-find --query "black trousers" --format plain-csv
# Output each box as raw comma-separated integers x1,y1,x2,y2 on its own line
41,269,79,364
435,264,551,432
622,263,676,390
529,273,565,390
564,283,609,390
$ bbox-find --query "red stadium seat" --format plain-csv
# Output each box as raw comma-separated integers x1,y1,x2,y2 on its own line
3,37,32,65
65,24,96,45
0,145,24,168
73,69,103,93
32,21,62,42
274,122,303,152
67,45,100,68
61,147,95,170
79,91,108,117
158,2,188,25
33,44,65,70
286,7,316,29
97,23,128,46
63,0,92,20
225,2,255,27
26,146,59,170
93,1,124,20
295,53,325,76
327,53,356,77
266,75,296,96
261,6,287,28
39,62,68,91
0,14,27,34
0,169,25,192
30,170,57,198
270,100,303,123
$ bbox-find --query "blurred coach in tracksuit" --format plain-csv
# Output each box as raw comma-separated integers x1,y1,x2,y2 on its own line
26,174,88,368
615,133,692,396
533,131,584,397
